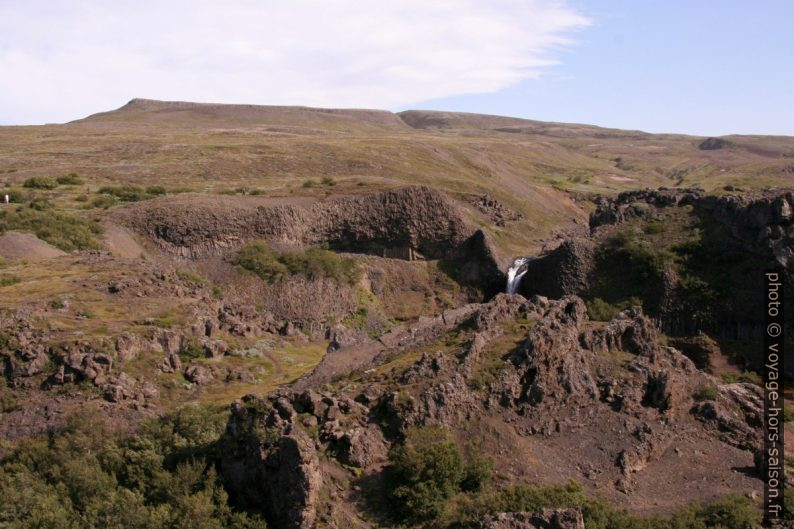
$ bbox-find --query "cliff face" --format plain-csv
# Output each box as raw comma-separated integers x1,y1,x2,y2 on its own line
113,186,472,259
113,185,507,294
518,188,794,370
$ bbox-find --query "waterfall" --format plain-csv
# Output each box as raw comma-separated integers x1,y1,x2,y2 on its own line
506,257,531,294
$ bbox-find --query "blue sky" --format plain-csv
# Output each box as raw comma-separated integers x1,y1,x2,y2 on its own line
0,1,792,136
413,1,794,136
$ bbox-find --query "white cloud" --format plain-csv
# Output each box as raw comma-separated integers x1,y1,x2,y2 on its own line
0,0,589,124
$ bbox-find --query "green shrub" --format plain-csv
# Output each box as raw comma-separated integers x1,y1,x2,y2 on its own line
695,494,761,529
643,220,665,234
444,482,760,529
0,276,21,288
0,407,268,528
585,297,642,322
388,426,466,523
234,241,361,285
3,189,30,203
719,371,762,385
180,340,205,361
0,206,101,251
461,444,493,492
91,194,118,209
98,185,147,202
28,198,53,211
693,383,718,402
175,268,207,285
586,298,621,321
0,392,20,413
321,176,336,186
301,179,317,188
23,176,57,189
145,185,167,196
57,173,84,185
784,405,794,423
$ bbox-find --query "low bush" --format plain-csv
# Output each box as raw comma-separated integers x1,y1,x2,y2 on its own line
91,194,118,209
388,426,467,523
56,173,84,185
98,185,148,202
585,297,641,322
0,276,21,288
693,383,718,402
235,241,360,285
387,426,495,524
28,198,53,211
145,185,167,196
23,176,57,189
443,482,760,529
175,268,208,285
180,339,205,361
2,189,30,203
0,206,101,251
0,407,268,528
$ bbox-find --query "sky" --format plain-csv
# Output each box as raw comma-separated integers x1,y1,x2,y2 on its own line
0,0,792,135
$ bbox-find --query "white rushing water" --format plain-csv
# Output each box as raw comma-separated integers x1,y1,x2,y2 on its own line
506,257,531,294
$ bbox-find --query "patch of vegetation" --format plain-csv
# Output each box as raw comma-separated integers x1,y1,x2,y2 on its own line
693,383,718,402
2,189,31,204
180,339,206,362
320,176,336,186
442,481,760,529
234,241,361,285
97,185,153,202
150,309,179,328
0,406,267,528
387,426,493,524
784,405,794,423
56,172,84,186
0,205,101,251
0,275,21,288
586,297,641,322
0,392,20,413
23,176,58,189
90,194,118,209
145,185,167,196
176,267,208,285
301,179,317,188
719,371,762,385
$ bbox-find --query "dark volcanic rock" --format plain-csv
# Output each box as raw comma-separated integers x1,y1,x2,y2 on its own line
221,396,321,529
698,137,730,150
481,509,585,529
512,297,598,405
517,238,595,299
184,363,213,385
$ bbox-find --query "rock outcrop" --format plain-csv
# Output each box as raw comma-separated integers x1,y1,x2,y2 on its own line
517,238,595,299
481,509,585,529
221,395,324,529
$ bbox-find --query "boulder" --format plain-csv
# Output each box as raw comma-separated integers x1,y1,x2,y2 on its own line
337,425,388,468
159,351,182,373
115,332,143,362
184,363,213,385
